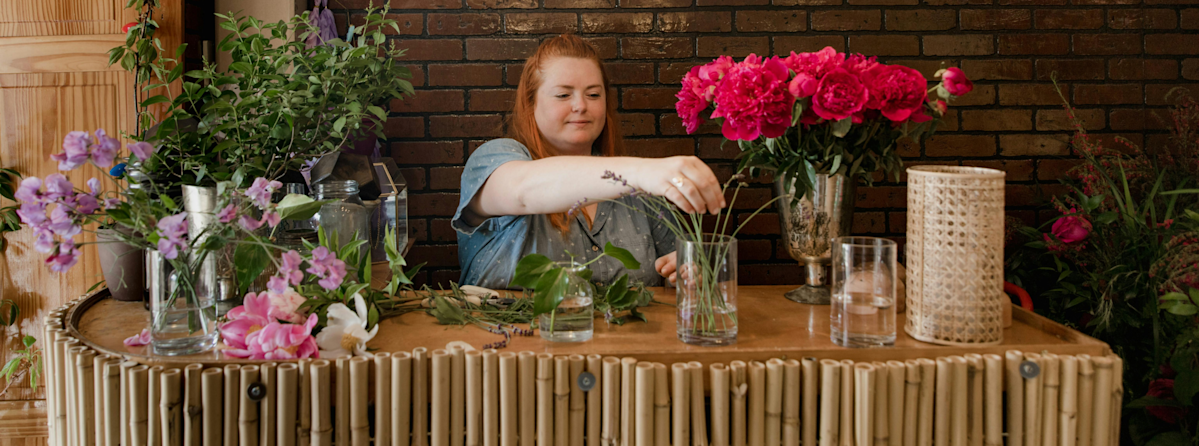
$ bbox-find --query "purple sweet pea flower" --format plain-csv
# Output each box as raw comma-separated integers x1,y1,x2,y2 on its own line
306,247,347,290
276,250,305,288
86,178,101,195
245,178,283,209
47,206,81,238
307,246,334,276
128,141,156,161
156,212,189,260
216,204,237,224
33,229,56,254
45,239,80,273
67,193,100,216
16,202,47,227
43,174,74,202
239,215,264,231
90,129,119,168
263,211,281,228
317,260,347,291
54,131,93,171
14,177,43,203
103,198,121,210
267,276,291,294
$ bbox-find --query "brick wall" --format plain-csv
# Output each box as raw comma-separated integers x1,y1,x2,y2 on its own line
317,0,1196,286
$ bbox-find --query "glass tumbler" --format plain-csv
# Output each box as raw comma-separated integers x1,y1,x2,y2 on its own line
830,236,898,348
538,261,594,342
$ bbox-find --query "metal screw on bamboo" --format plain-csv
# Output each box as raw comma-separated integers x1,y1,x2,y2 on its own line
239,365,261,446
394,352,414,446
537,353,556,446
466,350,483,446
311,360,334,446
519,351,537,446
375,353,393,446
1023,353,1043,446
433,350,453,446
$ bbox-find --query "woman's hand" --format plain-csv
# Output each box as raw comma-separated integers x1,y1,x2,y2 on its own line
655,251,678,284
634,156,725,215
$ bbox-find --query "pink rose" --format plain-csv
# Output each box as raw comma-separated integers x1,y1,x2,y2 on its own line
862,64,928,122
782,47,842,81
1050,215,1092,244
709,55,796,140
941,67,973,96
809,69,869,122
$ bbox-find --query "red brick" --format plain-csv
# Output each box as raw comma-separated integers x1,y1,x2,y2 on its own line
698,0,767,5
1146,0,1199,5
697,137,737,159
1185,59,1199,80
466,0,534,7
948,84,995,106
408,218,429,242
389,0,463,8
624,138,695,157
399,168,428,192
1184,9,1199,28
812,10,882,31
606,62,655,85
773,36,847,54
429,115,504,137
504,63,524,85
1146,34,1199,55
997,34,1069,55
580,13,653,33
329,0,388,7
1072,0,1137,5
584,37,619,60
395,39,464,61
773,0,841,4
545,0,614,6
1074,34,1142,55
427,13,500,35
885,59,950,79
428,63,502,86
698,37,770,58
658,63,696,84
962,110,1033,131
620,113,656,136
961,9,1032,29
856,186,906,208
622,37,692,59
391,90,465,112
1037,109,1106,131
409,245,459,268
849,35,919,56
848,211,885,234
621,0,692,7
383,116,425,138
410,192,460,217
960,59,1033,80
1037,159,1081,181
392,141,465,164
1110,58,1178,80
1146,84,1196,104
734,212,779,235
1035,59,1105,80
1114,108,1170,131
400,64,426,87
1035,9,1103,29
429,166,464,190
886,10,956,30
924,35,995,56
621,88,678,110
659,12,732,33
736,239,774,262
660,114,721,135
505,13,577,34
736,10,807,32
999,0,1066,5
1108,9,1177,29
1073,84,1142,104
999,134,1070,156
465,38,539,60
897,138,920,157
738,264,802,286
468,89,515,112
998,83,1066,105
972,160,1034,181
925,135,997,157
350,13,423,35
428,218,457,242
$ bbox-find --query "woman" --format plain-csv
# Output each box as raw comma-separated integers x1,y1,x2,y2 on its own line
454,34,726,289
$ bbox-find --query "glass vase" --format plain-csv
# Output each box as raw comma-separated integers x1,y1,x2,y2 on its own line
830,237,898,348
311,180,371,262
538,262,594,342
676,234,738,346
147,250,219,356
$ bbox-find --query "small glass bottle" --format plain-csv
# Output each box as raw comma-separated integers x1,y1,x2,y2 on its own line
311,180,372,263
539,261,594,342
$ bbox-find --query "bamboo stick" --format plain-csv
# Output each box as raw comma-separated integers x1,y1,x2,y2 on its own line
674,364,692,446
872,363,889,446
1109,356,1123,446
225,364,242,446
901,361,919,446
103,359,121,446
819,359,841,446
1040,354,1060,446
500,352,519,446
951,357,967,446
433,350,453,446
782,359,801,446
634,362,655,446
467,351,483,446
261,363,277,446
1089,357,1112,446
654,363,669,446
278,363,299,446
710,363,729,446
183,364,203,446
239,366,261,446
299,358,312,446
571,355,587,446
1024,353,1043,446
840,360,854,446
129,365,149,446
621,357,637,446
602,357,621,446
162,369,183,446
53,335,69,446
556,356,571,446
763,360,783,446
802,358,818,446
1059,356,1078,446
934,357,951,446
854,363,875,446
77,348,97,446
312,360,333,446
40,323,55,446
886,361,904,446
453,347,467,446
93,354,108,446
538,354,556,446
964,355,982,446
518,351,536,446
337,356,352,446
415,348,430,446
586,354,602,446
731,361,747,446
65,343,80,446
120,359,134,446
395,352,415,446
1005,351,1025,446
486,350,501,446
689,361,708,446
350,357,371,446
917,359,935,446
982,355,1003,446
749,361,766,446
377,353,394,446
149,366,163,446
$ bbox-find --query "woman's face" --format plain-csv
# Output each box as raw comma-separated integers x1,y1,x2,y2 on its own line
533,57,607,156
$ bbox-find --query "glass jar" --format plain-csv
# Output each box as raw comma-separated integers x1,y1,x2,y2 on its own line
676,234,738,346
311,180,372,263
147,250,219,356
538,261,595,342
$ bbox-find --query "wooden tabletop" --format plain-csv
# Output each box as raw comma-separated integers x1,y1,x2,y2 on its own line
69,285,1109,367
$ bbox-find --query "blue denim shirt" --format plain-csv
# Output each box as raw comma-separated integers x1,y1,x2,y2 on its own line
453,138,676,289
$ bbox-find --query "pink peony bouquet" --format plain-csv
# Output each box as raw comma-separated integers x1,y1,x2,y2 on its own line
675,47,972,196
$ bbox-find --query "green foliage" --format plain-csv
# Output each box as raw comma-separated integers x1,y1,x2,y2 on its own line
0,167,22,252
1,334,41,396
512,242,641,321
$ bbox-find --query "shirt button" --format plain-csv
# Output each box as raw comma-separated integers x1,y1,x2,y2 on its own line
591,246,599,252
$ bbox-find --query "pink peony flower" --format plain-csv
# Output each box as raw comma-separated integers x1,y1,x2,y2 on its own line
782,47,842,82
225,314,319,360
861,64,928,122
696,56,735,101
842,53,880,76
128,141,157,161
810,69,870,122
45,239,80,273
123,329,152,347
1050,215,1092,244
220,291,273,351
266,287,308,324
676,66,710,134
709,55,796,140
787,73,819,99
941,67,973,97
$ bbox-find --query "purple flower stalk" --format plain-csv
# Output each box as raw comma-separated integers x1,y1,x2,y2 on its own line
306,247,348,291
156,212,189,260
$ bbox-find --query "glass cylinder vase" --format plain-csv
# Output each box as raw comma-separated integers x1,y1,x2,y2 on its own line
676,234,738,346
830,237,898,348
311,180,371,262
147,250,219,356
538,262,594,343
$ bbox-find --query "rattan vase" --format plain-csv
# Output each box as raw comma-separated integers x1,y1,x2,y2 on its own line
904,166,1006,346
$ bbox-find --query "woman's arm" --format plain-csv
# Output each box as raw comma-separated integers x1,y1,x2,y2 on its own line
463,155,725,225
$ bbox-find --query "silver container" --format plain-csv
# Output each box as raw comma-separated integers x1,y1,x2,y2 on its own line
774,174,856,305
181,185,238,315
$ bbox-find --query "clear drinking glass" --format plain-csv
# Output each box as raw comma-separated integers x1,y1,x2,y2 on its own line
539,261,594,342
676,234,738,346
830,236,898,348
148,250,219,356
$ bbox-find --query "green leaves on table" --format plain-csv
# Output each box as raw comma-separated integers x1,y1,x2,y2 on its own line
512,242,643,320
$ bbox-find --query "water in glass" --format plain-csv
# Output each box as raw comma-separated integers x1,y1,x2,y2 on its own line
831,291,895,347
539,295,593,342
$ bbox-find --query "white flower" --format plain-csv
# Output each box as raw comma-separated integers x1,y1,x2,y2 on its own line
316,293,378,358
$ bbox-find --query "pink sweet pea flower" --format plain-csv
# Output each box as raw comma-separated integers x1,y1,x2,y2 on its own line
239,214,263,231
307,246,348,291
263,211,281,228
216,204,238,223
15,177,44,204
940,67,973,97
47,206,81,238
90,129,119,168
810,69,870,122
16,203,48,228
156,212,189,260
128,141,157,161
33,228,56,254
45,239,80,272
53,131,93,171
123,329,152,347
861,64,928,122
245,177,283,209
43,174,75,202
270,250,306,293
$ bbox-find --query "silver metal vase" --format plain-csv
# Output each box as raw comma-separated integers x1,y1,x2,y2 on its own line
181,185,239,316
774,174,856,304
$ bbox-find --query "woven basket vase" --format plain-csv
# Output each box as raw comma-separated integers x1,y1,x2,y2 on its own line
904,166,1006,346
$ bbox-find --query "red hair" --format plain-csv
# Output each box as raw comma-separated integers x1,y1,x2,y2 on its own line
506,34,625,234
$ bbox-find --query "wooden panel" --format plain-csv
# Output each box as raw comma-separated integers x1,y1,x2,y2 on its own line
0,400,48,443
0,35,128,74
0,0,122,37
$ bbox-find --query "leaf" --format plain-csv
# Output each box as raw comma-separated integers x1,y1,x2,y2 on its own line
1172,369,1199,404
0,358,17,382
606,274,633,309
1146,431,1189,446
531,267,568,319
159,194,177,210
367,304,379,329
333,116,347,133
511,254,555,289
430,294,466,325
230,61,253,74
140,95,171,107
1095,211,1118,225
233,243,270,295
22,335,35,348
832,117,852,138
603,242,641,270
276,194,327,220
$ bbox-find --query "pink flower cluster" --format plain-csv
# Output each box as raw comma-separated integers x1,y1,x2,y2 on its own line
15,174,108,271
237,178,284,231
220,290,319,360
675,47,974,140
265,248,348,294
